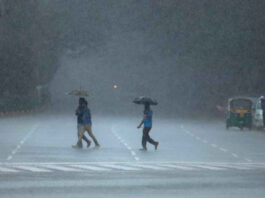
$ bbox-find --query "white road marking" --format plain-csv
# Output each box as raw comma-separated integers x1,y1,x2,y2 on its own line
160,164,196,170
211,144,217,148
196,137,201,141
245,158,252,162
0,166,19,173
130,164,168,170
180,125,252,162
6,124,39,161
245,164,265,168
7,156,12,161
189,164,226,170
1,162,265,174
15,165,51,172
232,153,239,158
219,147,227,152
213,164,252,170
40,164,82,172
100,164,140,171
69,164,111,171
111,125,140,161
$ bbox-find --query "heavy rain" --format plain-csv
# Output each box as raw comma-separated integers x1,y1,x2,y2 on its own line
1,1,265,198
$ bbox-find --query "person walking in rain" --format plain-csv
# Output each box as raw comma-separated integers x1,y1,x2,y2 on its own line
260,96,265,129
137,104,159,151
74,97,91,148
73,100,100,148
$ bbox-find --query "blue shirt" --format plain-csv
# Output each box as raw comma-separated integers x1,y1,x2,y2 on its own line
144,109,152,128
80,107,92,125
75,108,83,124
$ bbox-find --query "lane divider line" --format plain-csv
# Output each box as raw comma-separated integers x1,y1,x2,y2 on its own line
6,124,39,161
219,147,227,152
180,124,252,162
245,158,252,162
111,126,140,161
232,153,239,158
211,144,217,148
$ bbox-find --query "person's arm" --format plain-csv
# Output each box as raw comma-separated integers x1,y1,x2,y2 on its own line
137,119,144,128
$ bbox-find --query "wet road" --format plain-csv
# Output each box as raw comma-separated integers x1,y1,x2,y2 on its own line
1,114,265,198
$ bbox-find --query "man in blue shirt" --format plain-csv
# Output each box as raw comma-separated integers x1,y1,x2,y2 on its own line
137,104,159,151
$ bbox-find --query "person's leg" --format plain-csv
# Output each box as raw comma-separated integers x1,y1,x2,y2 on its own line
82,135,90,145
73,126,91,148
144,127,156,145
263,112,265,128
78,124,90,144
77,126,86,143
77,124,83,147
142,127,148,149
86,125,100,146
145,127,159,150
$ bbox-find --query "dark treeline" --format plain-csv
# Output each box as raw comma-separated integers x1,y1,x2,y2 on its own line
0,0,58,110
1,0,265,116
0,0,107,110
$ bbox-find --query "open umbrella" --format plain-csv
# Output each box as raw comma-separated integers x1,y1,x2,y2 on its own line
133,96,158,105
66,89,90,97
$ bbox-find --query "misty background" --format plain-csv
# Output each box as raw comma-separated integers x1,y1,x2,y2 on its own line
1,0,265,117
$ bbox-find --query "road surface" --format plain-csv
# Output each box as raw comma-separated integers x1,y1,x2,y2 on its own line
1,113,265,198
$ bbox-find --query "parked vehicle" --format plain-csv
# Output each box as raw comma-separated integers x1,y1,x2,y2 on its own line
226,97,253,130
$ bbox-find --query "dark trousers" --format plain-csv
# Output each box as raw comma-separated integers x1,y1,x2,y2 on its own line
142,127,156,149
263,113,265,127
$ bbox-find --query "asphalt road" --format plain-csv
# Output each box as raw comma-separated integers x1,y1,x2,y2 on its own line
1,113,265,198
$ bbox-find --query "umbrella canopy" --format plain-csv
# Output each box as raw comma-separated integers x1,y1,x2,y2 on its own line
133,96,158,105
66,89,90,97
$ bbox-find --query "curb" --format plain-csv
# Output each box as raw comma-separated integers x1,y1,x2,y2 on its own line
0,105,47,117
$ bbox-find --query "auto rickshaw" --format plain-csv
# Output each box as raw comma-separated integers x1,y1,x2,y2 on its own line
226,97,253,130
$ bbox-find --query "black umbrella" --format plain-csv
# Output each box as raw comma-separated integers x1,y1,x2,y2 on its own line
133,96,158,105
